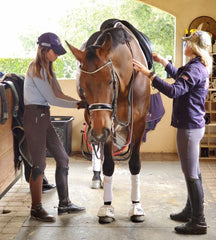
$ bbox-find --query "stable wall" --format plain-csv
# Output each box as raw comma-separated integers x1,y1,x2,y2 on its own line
51,0,216,153
141,0,216,68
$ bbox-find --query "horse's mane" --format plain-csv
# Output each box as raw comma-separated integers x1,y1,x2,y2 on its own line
85,27,132,61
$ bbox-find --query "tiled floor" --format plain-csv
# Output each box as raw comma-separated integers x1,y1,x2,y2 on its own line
200,160,216,203
0,153,216,240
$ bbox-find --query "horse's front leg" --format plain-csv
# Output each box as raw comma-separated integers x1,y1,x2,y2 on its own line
97,142,115,224
128,143,145,222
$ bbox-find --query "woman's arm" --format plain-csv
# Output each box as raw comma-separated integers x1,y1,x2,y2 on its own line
152,53,169,67
31,75,79,108
52,79,78,101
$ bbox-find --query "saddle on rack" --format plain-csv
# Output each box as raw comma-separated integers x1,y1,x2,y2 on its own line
0,82,8,124
0,75,22,198
2,73,32,171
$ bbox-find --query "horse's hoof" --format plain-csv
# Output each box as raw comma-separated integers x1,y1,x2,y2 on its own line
130,215,145,222
91,180,103,189
128,203,145,223
97,205,115,224
98,216,114,224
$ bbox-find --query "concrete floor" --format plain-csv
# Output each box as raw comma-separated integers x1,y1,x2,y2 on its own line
1,153,216,240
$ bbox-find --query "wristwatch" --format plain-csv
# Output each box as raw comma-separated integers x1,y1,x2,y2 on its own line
148,71,155,78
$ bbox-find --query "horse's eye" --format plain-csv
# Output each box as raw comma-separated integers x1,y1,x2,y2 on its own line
108,80,113,85
79,86,86,98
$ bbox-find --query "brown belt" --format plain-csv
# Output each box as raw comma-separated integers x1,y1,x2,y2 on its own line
25,104,50,110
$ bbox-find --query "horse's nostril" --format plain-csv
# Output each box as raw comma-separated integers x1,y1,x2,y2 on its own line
103,128,111,139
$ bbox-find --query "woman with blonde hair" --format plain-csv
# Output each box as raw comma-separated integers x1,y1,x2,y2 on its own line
24,32,85,222
133,30,212,234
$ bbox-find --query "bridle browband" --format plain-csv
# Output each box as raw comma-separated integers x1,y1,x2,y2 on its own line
80,59,112,74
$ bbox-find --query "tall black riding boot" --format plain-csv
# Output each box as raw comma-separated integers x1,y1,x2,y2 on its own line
170,197,191,222
42,175,56,192
175,177,207,235
170,174,203,222
55,167,85,215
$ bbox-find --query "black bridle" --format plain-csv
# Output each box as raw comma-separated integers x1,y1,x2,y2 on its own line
80,59,114,113
79,57,134,128
79,40,135,161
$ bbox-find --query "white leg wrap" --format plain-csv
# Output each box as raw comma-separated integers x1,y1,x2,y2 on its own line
103,175,113,202
91,144,102,172
131,174,140,202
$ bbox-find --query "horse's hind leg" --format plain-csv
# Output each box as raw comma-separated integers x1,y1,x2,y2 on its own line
128,145,145,222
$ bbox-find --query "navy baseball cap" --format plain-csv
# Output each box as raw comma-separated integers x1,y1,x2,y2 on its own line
37,32,66,55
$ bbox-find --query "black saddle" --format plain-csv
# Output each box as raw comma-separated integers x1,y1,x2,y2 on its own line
100,19,154,70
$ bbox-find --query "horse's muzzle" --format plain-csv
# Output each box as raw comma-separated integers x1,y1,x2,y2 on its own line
88,127,111,144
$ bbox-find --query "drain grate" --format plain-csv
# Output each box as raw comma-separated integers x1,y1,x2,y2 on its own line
1,209,11,214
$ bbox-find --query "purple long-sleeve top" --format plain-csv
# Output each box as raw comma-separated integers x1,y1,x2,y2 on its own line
152,57,209,129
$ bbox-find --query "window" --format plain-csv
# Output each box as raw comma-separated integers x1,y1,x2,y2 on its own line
0,0,175,79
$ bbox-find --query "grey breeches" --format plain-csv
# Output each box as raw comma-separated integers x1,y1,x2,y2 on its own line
176,127,205,179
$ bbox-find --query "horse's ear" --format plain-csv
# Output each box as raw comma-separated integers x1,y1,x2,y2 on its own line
99,33,112,57
65,41,85,63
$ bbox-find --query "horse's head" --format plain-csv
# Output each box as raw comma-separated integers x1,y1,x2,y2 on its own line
66,33,117,144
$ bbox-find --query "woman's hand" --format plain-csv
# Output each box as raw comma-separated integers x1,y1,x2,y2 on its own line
76,100,87,109
132,59,150,76
153,53,169,67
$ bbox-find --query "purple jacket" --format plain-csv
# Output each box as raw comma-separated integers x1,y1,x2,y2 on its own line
152,57,209,129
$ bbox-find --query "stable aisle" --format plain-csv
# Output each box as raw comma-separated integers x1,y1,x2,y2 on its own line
11,155,216,240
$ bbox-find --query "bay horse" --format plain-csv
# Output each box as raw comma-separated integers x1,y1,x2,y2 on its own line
66,21,151,223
